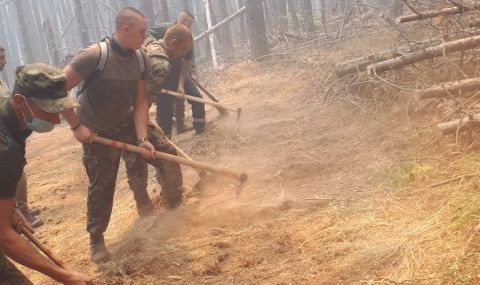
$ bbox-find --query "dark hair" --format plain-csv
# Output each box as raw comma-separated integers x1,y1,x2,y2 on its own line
116,7,145,29
0,46,4,52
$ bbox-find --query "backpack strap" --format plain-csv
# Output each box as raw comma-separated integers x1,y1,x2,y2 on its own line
77,39,109,96
135,49,146,77
97,40,109,72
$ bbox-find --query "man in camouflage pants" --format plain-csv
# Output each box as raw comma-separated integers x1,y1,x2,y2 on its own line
128,24,194,212
62,8,193,264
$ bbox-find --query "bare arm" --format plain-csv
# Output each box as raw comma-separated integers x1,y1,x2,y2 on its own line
61,66,92,143
0,199,73,282
134,80,155,158
177,59,190,93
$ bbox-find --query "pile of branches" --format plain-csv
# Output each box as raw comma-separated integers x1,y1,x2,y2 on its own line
330,0,480,137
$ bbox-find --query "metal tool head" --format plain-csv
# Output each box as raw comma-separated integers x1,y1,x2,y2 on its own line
219,107,229,118
235,173,248,197
236,107,242,123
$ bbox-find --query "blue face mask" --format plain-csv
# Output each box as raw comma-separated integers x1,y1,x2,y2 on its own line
21,97,55,133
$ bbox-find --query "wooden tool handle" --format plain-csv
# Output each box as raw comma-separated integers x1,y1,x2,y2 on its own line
92,136,248,182
160,89,238,113
21,225,65,269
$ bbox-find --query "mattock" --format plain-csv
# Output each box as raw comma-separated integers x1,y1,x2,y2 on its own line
191,76,229,118
160,89,243,123
92,135,248,195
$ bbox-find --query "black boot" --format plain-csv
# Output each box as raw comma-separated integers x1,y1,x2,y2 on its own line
193,121,206,135
137,201,154,217
161,187,183,209
90,235,111,264
176,120,193,134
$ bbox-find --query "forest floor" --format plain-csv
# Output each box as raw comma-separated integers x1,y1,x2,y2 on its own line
23,25,480,284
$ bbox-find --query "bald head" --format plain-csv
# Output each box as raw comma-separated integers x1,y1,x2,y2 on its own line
177,10,194,28
164,24,193,45
116,7,145,30
164,24,193,60
114,7,147,50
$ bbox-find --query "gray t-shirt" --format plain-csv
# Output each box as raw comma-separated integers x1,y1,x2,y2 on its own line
69,41,151,134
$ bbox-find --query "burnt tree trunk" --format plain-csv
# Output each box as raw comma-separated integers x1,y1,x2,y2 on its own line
246,0,270,59
158,0,170,23
217,0,234,60
75,0,90,48
238,0,247,41
287,0,300,32
303,0,315,33
14,0,34,63
140,0,155,27
278,0,288,32
320,0,327,27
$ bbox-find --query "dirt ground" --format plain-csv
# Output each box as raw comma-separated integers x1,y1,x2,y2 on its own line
22,28,480,284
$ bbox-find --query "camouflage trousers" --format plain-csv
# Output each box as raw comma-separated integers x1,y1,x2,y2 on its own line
0,255,33,285
83,122,183,238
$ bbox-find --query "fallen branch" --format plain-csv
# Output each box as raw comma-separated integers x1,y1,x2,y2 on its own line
429,173,480,188
335,39,442,77
194,6,246,42
437,114,480,134
418,77,480,99
367,35,480,74
396,3,480,23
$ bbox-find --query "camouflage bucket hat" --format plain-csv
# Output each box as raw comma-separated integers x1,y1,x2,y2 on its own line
14,63,78,113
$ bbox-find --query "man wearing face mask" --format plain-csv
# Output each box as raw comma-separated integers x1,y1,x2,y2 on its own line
0,46,44,228
0,63,94,284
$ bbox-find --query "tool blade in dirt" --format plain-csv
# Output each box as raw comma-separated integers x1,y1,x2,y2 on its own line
191,77,231,118
160,89,242,123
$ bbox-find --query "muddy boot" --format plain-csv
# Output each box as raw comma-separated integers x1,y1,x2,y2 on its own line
193,121,206,135
137,201,154,217
161,187,183,210
90,235,111,264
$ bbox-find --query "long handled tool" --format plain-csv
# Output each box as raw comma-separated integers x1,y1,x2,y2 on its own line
191,77,229,117
161,89,242,122
20,223,65,268
92,136,248,190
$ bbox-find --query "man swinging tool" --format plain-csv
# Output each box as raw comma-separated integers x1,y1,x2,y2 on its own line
151,10,206,137
0,63,93,284
61,8,193,265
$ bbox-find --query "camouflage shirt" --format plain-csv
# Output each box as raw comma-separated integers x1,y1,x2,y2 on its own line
143,39,172,104
0,79,9,98
0,96,31,199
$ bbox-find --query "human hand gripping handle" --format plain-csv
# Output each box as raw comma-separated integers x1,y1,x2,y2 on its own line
13,210,96,284
138,139,155,159
12,208,34,234
72,124,93,144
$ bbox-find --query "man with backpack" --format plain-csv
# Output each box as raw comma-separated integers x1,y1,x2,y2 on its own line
61,7,190,265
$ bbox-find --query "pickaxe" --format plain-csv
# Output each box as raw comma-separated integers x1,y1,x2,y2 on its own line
191,76,229,118
92,135,248,195
160,89,242,122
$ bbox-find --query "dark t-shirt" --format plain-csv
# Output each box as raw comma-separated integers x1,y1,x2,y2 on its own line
70,39,151,134
0,97,31,199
